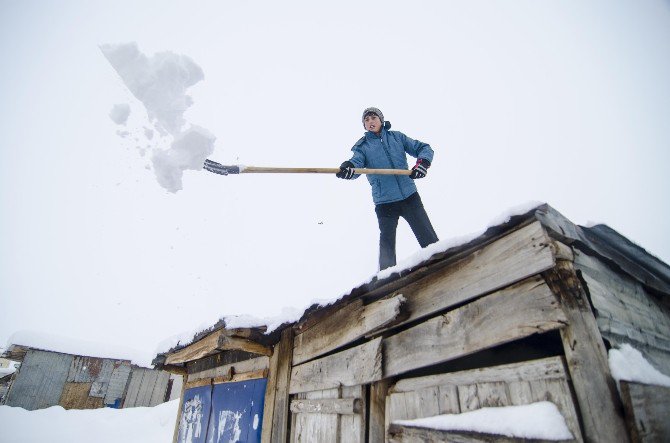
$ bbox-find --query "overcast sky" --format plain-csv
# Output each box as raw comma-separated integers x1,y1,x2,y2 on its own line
1,0,669,363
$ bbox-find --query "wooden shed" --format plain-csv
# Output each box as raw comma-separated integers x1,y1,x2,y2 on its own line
154,204,670,442
2,345,180,410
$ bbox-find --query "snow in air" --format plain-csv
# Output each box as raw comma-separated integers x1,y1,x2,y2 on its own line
100,42,215,193
109,103,131,125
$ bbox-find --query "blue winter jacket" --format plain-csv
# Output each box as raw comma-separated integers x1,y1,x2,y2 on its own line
348,122,434,205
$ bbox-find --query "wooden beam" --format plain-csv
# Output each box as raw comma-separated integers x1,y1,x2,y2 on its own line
165,331,272,366
218,335,272,356
262,328,293,443
383,276,567,378
376,221,557,336
292,294,406,365
391,356,568,393
161,364,188,376
171,372,188,443
165,330,223,365
543,260,630,443
188,355,269,383
620,381,670,443
388,424,567,443
184,378,212,390
289,337,383,394
290,397,361,415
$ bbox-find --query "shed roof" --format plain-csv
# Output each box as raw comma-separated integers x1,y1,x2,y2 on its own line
154,203,670,366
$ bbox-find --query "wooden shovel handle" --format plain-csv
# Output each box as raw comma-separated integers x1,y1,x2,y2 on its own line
242,166,412,175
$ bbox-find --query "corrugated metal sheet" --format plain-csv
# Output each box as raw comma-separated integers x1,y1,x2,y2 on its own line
4,350,73,410
67,356,115,383
123,368,170,408
104,362,131,406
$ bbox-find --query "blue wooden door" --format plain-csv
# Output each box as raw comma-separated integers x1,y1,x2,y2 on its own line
177,385,213,443
206,378,267,443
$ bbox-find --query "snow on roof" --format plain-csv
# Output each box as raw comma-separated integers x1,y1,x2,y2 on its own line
156,201,545,355
7,330,151,367
392,401,573,441
608,344,670,388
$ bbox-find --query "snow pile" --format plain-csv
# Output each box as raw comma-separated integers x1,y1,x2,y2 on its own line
608,344,670,388
7,330,152,367
393,401,573,441
0,361,19,378
109,103,131,125
0,399,179,443
101,42,215,192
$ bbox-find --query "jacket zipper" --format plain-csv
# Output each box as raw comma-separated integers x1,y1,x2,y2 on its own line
380,132,406,199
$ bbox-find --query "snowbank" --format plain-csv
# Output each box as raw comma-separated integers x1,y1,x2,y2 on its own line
7,330,151,367
0,400,179,443
393,401,573,441
608,344,670,388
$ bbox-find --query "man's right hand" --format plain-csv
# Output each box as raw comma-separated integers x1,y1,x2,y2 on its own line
336,161,356,179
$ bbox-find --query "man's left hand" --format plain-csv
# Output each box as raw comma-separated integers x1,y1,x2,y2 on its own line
410,158,431,179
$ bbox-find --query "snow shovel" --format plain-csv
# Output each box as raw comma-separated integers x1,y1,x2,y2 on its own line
203,159,412,176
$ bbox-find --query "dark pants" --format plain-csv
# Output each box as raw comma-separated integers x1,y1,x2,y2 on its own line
375,192,439,271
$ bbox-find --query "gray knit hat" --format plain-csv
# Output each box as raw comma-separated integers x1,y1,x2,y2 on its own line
362,107,384,125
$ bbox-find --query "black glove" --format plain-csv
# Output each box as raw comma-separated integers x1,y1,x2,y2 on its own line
336,161,356,179
410,158,430,179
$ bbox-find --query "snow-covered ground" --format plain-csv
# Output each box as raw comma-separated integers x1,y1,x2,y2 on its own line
0,400,179,443
1,344,667,442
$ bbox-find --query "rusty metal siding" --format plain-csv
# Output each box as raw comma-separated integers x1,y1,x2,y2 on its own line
5,350,73,410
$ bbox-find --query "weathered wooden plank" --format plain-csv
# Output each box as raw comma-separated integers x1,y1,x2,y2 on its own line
264,328,293,443
388,424,569,443
188,355,269,382
230,368,268,382
392,356,567,393
476,382,511,408
383,277,567,378
458,384,480,412
543,260,630,443
380,221,556,335
293,388,340,443
369,380,389,443
340,385,366,443
171,373,187,443
292,294,405,365
290,397,361,414
289,337,383,394
59,382,104,410
183,377,212,390
165,330,223,365
165,330,273,366
437,384,461,414
218,335,272,356
620,381,670,443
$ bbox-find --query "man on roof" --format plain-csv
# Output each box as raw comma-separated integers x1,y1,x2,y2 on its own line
336,107,439,271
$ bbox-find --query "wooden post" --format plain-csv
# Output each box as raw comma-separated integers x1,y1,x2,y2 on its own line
261,327,293,443
543,260,630,442
369,380,389,443
171,374,187,443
